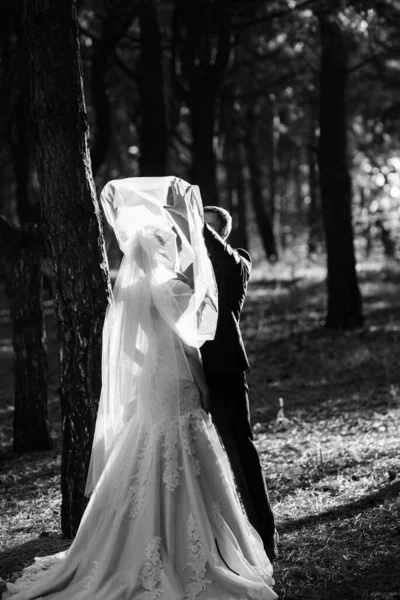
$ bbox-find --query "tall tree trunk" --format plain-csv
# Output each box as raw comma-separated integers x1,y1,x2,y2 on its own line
90,28,112,176
139,0,167,176
219,94,247,248
293,144,303,216
246,105,277,261
318,11,363,329
227,140,248,250
307,143,319,255
173,0,231,205
24,0,112,536
90,0,140,176
13,95,33,223
359,186,372,258
190,85,218,204
265,97,280,249
12,94,50,452
307,109,320,255
1,10,50,452
1,219,51,453
234,143,248,250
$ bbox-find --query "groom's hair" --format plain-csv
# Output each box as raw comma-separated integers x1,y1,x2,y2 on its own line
203,206,232,240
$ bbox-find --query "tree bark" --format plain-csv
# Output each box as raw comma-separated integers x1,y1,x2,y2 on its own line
138,0,167,176
1,9,50,453
264,96,281,250
318,11,363,329
1,219,51,453
227,140,248,250
173,0,231,205
90,30,112,176
90,0,140,176
307,107,321,255
23,0,112,536
190,85,218,204
246,105,277,261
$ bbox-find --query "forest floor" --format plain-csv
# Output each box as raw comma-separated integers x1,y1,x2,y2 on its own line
1,256,400,599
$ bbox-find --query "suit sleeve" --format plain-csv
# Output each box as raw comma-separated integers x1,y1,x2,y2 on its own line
203,223,252,280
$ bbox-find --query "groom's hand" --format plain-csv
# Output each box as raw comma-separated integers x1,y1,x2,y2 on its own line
164,179,190,218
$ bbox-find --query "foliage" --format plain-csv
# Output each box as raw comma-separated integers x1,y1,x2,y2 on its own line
2,0,400,263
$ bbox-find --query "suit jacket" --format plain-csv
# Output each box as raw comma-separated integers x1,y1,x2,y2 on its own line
200,223,251,374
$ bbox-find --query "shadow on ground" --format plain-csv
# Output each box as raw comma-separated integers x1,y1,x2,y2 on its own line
0,537,72,582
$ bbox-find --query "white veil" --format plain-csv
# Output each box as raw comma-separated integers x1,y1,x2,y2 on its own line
85,176,218,496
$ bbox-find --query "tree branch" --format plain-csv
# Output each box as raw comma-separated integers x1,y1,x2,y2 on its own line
113,49,138,81
233,0,318,30
348,52,386,73
172,131,191,151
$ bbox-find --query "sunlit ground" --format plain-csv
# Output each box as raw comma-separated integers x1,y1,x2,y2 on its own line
1,255,400,599
244,255,400,599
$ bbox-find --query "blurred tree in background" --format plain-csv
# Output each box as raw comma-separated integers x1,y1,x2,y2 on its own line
317,2,363,328
0,0,51,453
2,0,400,532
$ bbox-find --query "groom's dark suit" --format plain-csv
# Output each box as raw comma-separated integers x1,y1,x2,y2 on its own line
201,223,277,561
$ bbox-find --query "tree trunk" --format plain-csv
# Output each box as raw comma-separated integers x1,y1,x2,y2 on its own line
359,186,372,258
24,0,112,536
1,219,51,453
246,106,277,261
12,117,50,452
90,29,112,176
138,0,167,176
13,94,34,223
173,0,231,205
318,11,363,329
307,120,320,255
90,0,140,176
264,97,281,249
235,143,248,250
227,140,248,250
0,10,50,453
190,85,219,205
377,216,395,257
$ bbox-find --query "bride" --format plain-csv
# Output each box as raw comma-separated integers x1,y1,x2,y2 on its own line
3,177,277,600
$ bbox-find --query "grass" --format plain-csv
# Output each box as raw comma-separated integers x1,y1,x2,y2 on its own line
1,256,400,599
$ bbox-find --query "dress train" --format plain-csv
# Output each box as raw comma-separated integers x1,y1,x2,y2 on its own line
3,392,277,600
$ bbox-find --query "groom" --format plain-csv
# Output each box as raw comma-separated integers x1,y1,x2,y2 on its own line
201,206,278,562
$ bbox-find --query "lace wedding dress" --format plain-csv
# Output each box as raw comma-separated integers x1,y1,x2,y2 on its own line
3,178,277,600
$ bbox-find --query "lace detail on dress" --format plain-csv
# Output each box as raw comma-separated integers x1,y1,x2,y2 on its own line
211,500,222,520
162,420,182,492
162,405,203,491
181,417,201,477
128,410,207,508
128,429,154,519
185,514,211,600
75,561,100,600
180,383,201,414
140,537,164,599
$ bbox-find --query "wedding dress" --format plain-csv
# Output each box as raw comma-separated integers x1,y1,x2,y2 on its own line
3,177,277,600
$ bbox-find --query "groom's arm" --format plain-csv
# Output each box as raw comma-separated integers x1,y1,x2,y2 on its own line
203,222,252,278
